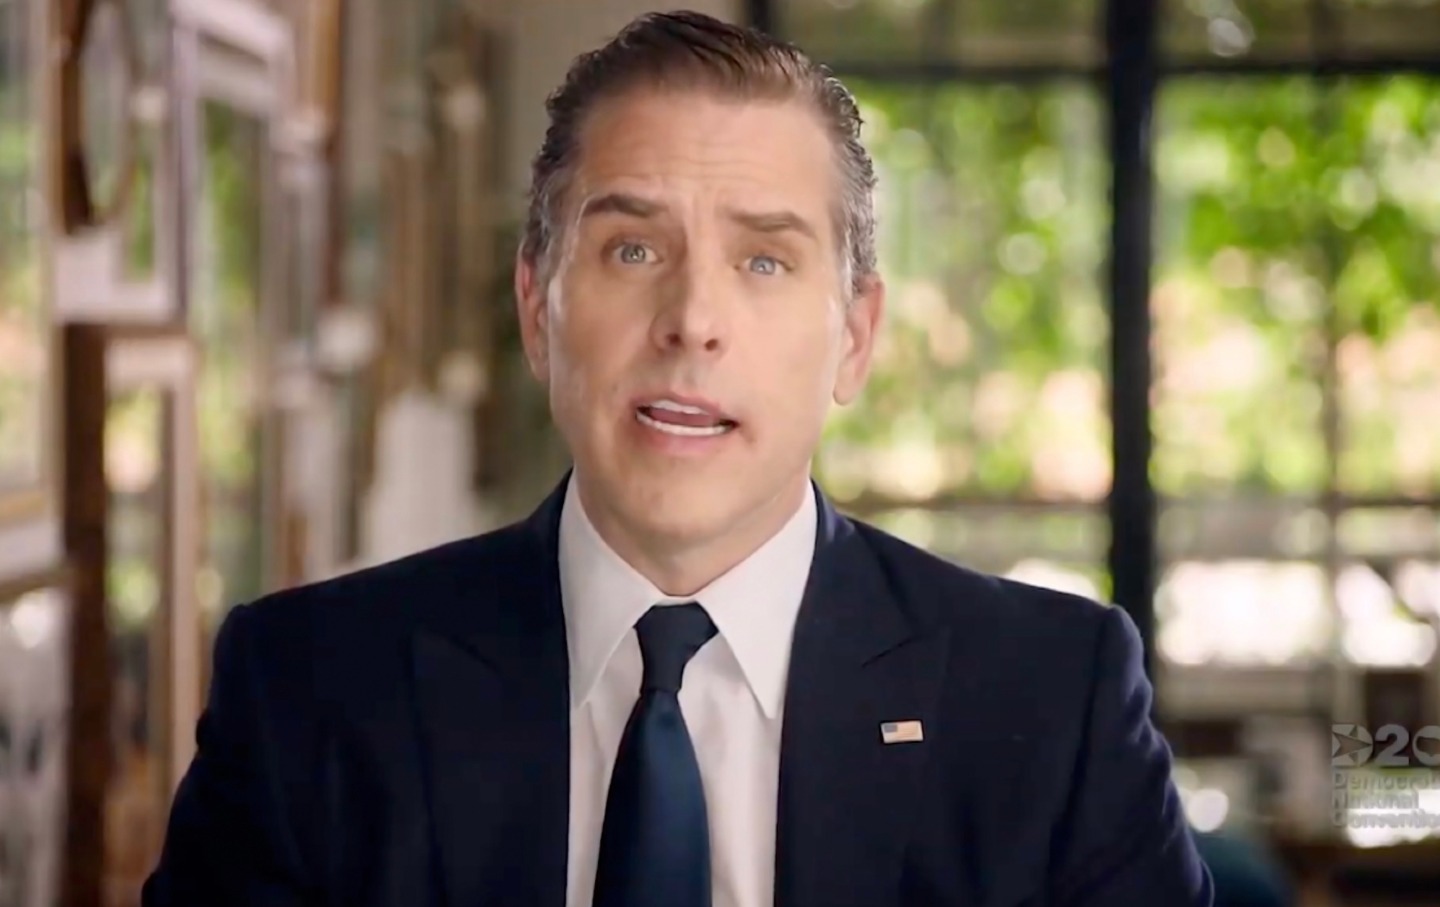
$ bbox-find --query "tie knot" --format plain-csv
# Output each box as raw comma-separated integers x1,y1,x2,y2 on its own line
636,603,716,694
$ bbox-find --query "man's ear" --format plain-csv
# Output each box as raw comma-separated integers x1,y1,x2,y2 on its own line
833,273,884,406
515,249,551,383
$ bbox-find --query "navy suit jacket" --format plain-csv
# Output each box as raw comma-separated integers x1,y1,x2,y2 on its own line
143,477,1214,906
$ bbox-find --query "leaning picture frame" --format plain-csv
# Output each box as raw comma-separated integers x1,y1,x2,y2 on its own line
328,0,384,567
102,326,201,903
425,6,502,408
55,0,142,234
48,0,179,331
59,323,202,907
168,0,313,689
100,327,202,803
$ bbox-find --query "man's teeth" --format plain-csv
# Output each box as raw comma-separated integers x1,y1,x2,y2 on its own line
647,399,710,415
636,409,732,437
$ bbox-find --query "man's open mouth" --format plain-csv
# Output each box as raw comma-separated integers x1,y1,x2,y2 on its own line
635,399,738,437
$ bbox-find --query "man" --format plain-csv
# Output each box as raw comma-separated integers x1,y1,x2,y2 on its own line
144,11,1214,907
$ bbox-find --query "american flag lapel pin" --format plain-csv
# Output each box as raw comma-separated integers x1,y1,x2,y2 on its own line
880,720,924,744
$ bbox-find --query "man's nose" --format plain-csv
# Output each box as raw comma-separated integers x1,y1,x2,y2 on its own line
650,253,730,354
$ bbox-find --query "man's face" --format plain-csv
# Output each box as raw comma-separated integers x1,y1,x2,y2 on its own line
516,88,883,561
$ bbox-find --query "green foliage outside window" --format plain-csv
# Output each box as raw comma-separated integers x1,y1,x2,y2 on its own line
194,103,267,613
820,75,1440,507
1155,76,1440,497
818,81,1110,505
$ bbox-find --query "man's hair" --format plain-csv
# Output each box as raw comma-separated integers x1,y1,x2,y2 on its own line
520,10,877,297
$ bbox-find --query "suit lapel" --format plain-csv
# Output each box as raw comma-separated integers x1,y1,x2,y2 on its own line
408,479,954,906
775,492,952,907
411,481,571,907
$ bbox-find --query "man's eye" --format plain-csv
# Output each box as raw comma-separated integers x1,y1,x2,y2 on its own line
747,255,784,276
614,242,652,265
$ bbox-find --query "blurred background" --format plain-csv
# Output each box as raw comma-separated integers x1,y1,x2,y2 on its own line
1,0,1439,904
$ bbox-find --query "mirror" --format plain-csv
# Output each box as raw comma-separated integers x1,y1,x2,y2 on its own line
95,328,200,907
170,0,300,692
77,0,136,222
59,0,140,231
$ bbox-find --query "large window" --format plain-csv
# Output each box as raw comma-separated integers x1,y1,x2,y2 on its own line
771,0,1440,662
777,0,1440,823
772,0,1440,841
1154,76,1440,669
817,81,1111,597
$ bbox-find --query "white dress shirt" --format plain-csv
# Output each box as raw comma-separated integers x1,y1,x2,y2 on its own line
558,477,818,907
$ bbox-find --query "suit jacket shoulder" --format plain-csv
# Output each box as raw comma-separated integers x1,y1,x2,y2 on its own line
234,518,548,684
839,518,1210,905
844,514,1152,790
847,515,1125,695
143,519,562,906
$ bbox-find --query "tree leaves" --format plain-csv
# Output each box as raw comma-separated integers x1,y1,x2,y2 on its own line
823,74,1440,501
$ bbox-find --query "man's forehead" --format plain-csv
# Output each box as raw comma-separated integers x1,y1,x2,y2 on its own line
570,91,835,193
569,174,814,210
568,184,824,245
571,166,837,238
582,85,826,141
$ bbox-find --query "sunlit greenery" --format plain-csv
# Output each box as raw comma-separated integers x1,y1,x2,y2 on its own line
106,389,163,632
194,102,267,613
819,81,1110,504
1152,76,1440,665
819,75,1440,510
0,78,44,489
1154,76,1440,497
806,58,1440,627
122,123,159,277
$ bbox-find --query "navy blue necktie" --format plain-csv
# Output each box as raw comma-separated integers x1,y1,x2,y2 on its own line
592,602,717,907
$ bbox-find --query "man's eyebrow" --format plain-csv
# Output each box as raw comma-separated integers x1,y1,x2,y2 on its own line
576,195,820,243
723,206,820,242
578,192,666,220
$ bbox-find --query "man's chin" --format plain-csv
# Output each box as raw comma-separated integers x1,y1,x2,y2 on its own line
625,496,734,541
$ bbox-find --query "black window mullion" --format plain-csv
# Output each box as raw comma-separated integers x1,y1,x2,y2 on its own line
747,0,774,35
1104,0,1160,678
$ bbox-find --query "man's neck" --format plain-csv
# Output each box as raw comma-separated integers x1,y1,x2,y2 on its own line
578,476,810,598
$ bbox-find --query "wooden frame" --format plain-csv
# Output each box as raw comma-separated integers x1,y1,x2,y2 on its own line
103,326,203,794
353,4,502,412
49,0,174,327
55,0,142,234
168,0,304,595
103,326,200,904
271,0,342,354
376,144,432,397
280,0,343,135
425,8,502,403
415,7,512,497
60,323,199,907
325,0,386,567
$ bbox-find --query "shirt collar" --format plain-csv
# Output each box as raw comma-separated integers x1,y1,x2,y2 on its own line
557,476,817,719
